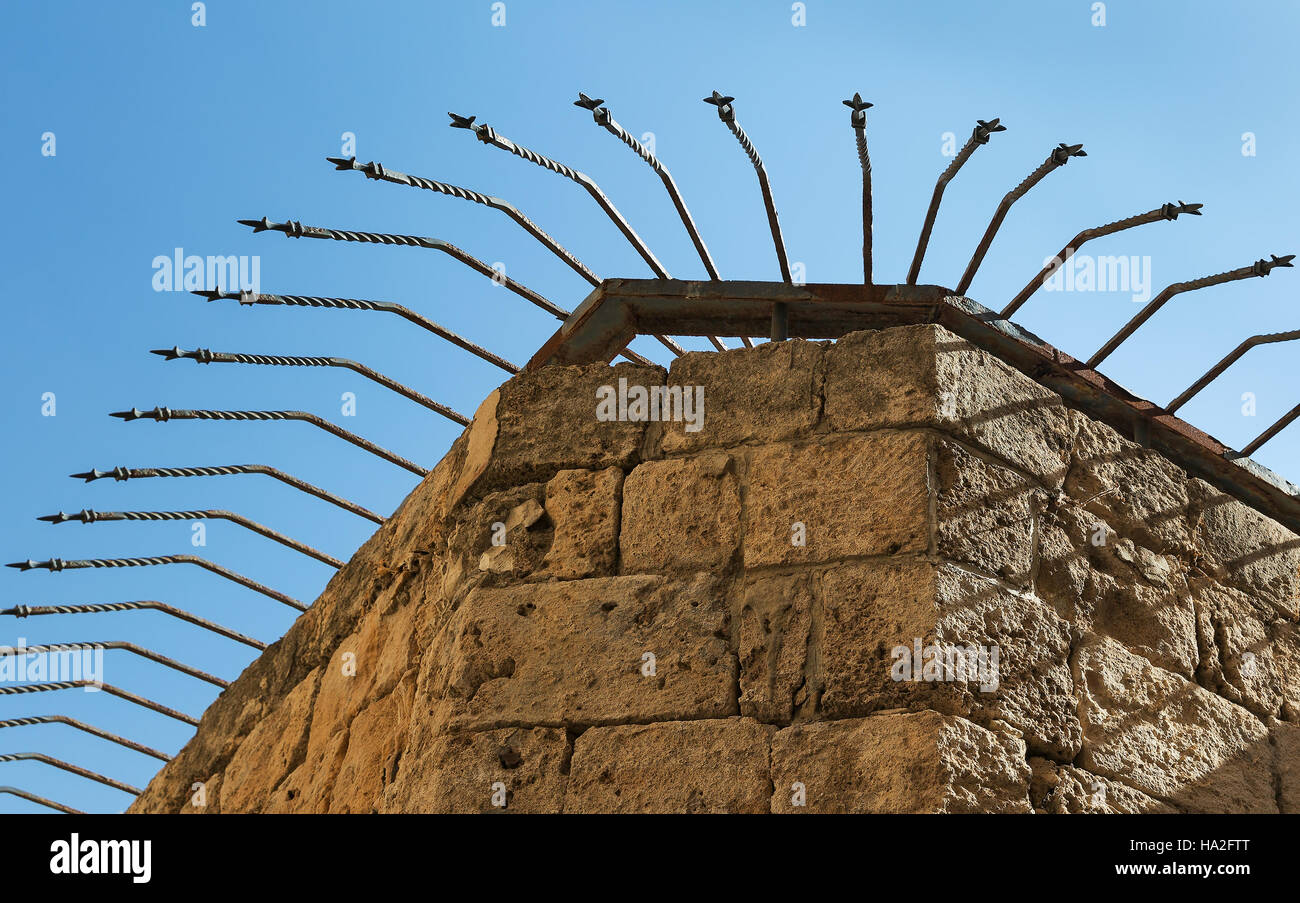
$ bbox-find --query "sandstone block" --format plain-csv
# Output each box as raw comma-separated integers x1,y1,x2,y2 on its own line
737,571,813,722
621,453,740,574
744,432,929,567
425,573,736,732
541,467,622,579
656,339,823,453
565,718,775,813
1190,479,1300,618
769,712,1031,813
1028,758,1177,813
1074,634,1275,812
220,668,322,813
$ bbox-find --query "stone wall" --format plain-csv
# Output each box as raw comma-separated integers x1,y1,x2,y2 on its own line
128,324,1300,813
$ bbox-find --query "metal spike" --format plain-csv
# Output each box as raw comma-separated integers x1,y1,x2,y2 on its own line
907,117,1005,285
0,752,141,796
69,463,383,525
191,287,653,368
447,110,676,282
844,93,873,283
956,142,1086,295
0,680,198,726
1240,401,1300,457
0,785,83,814
6,556,304,611
703,91,792,340
2,601,266,650
321,157,600,284
108,406,428,478
0,715,170,761
1002,200,1204,318
1166,329,1300,414
0,642,227,688
573,92,747,348
1087,254,1295,368
152,346,469,426
38,508,343,569
312,168,685,358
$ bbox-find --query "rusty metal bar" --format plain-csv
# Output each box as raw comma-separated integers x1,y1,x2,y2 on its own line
2,601,266,651
0,680,198,726
956,142,1086,295
704,91,791,340
0,752,140,796
0,642,227,688
192,287,653,368
575,92,750,350
1001,201,1203,318
844,93,874,284
153,346,469,426
1241,401,1300,457
70,463,383,525
0,716,170,761
0,785,83,814
907,118,1005,285
1087,254,1295,368
38,508,342,569
1167,329,1300,414
109,406,428,478
7,556,304,612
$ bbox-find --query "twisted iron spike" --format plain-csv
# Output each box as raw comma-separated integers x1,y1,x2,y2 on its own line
704,91,793,286
956,142,1087,295
843,93,874,284
0,642,227,688
1,601,266,651
38,507,342,569
109,406,429,479
1001,200,1204,318
0,716,170,761
192,288,655,368
907,117,1006,285
0,752,141,796
319,158,601,286
448,111,675,281
1241,400,1300,457
1086,254,1295,369
6,555,305,612
151,347,470,427
0,785,83,814
1166,328,1300,414
69,463,383,525
577,93,748,351
0,680,198,726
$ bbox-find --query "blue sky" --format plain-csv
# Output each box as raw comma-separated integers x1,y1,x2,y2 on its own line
1,0,1297,812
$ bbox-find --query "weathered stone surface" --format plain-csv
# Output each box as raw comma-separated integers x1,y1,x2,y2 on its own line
425,573,736,732
541,467,622,579
1074,634,1275,812
816,559,1080,759
326,674,417,813
770,712,1032,813
657,339,823,453
383,726,570,813
621,453,739,574
1067,411,1192,554
220,668,322,813
468,360,664,497
565,718,775,813
1035,503,1196,678
1028,758,1177,814
933,437,1041,585
1274,721,1300,814
1192,578,1287,720
744,432,929,567
1190,479,1300,619
737,571,813,722
822,324,1072,482
447,483,550,585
